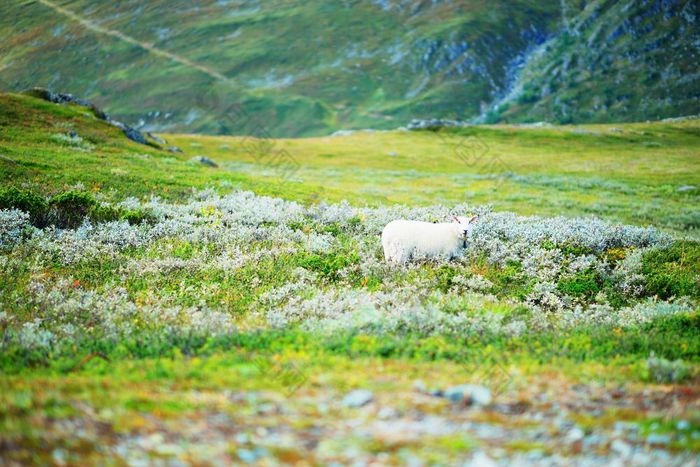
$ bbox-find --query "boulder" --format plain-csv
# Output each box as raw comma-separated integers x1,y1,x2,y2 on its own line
190,156,218,167
341,389,373,408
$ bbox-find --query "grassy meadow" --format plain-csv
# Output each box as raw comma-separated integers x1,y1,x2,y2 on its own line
1,92,699,464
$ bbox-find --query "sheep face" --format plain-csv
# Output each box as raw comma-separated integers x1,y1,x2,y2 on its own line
454,215,478,238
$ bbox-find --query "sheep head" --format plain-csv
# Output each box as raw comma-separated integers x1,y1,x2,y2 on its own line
452,215,478,238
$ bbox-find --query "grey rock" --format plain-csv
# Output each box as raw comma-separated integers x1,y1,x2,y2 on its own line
341,389,373,408
190,156,218,168
646,433,671,445
121,125,149,146
147,132,167,145
525,449,545,461
582,434,604,450
611,439,633,457
677,420,690,430
168,146,183,153
407,118,470,131
464,451,498,467
677,185,696,192
444,384,492,406
412,380,427,392
377,407,397,419
566,426,585,443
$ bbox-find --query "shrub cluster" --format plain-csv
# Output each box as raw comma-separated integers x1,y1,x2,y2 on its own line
0,189,697,356
0,187,151,229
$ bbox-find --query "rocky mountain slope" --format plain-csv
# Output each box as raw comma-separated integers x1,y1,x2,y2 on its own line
0,0,697,135
488,0,700,124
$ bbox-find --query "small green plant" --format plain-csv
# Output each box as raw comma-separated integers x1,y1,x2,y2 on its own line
486,260,532,299
296,251,359,282
557,268,604,299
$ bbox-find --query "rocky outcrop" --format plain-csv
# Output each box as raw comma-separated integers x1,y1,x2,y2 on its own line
23,87,164,149
406,118,470,130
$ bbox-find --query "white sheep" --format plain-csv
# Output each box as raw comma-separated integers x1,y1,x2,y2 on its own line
381,216,477,264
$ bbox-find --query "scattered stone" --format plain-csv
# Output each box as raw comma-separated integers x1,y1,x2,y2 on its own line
120,125,149,146
566,426,585,444
377,407,397,419
613,421,638,435
147,132,167,146
662,114,700,122
519,121,553,128
190,156,218,167
611,439,633,457
412,380,426,392
582,434,604,450
168,146,183,153
387,151,398,157
443,384,492,406
465,451,498,467
677,420,690,431
677,185,696,192
525,450,545,461
341,389,373,408
646,433,671,445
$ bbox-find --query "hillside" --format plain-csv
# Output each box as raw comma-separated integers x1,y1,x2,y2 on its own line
1,0,697,136
1,92,699,236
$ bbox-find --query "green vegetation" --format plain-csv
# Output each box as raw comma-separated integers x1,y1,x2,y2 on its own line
1,93,698,237
0,186,149,229
0,92,699,464
642,241,700,299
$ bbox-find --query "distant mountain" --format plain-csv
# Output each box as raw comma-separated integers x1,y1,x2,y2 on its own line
486,0,700,124
0,0,697,136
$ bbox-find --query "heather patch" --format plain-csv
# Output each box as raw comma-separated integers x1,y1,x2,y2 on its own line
1,189,696,358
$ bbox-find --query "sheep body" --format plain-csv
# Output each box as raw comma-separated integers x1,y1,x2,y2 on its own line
381,219,466,264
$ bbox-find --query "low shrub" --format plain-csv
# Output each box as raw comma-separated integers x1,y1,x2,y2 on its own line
0,188,152,229
558,268,604,299
295,251,359,282
486,260,533,299
642,241,700,299
0,186,48,226
48,190,98,228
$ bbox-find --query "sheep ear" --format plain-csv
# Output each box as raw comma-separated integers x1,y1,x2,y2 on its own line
469,215,478,223
453,216,459,223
